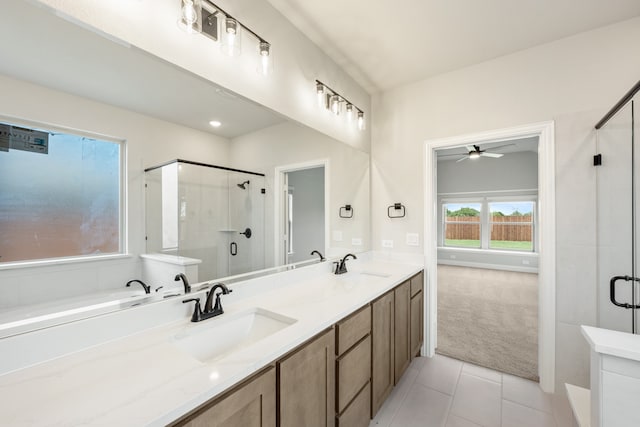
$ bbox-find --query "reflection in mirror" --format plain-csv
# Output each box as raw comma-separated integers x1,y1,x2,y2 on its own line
0,0,370,337
145,160,266,280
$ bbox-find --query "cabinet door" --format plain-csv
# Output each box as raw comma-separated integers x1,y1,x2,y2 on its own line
371,290,394,417
173,366,275,427
410,290,424,358
279,329,335,427
394,280,411,384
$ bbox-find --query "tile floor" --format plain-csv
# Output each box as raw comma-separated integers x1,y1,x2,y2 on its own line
369,354,577,427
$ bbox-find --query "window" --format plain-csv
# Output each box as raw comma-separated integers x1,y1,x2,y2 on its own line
489,201,534,251
0,121,123,263
443,202,482,248
442,198,536,252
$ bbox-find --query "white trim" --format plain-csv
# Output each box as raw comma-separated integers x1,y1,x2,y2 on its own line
437,260,538,274
423,121,556,392
274,159,330,267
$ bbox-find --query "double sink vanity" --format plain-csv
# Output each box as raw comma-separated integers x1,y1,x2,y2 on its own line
0,254,424,426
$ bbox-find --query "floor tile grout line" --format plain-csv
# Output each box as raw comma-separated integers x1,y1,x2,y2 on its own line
501,395,554,415
442,358,464,426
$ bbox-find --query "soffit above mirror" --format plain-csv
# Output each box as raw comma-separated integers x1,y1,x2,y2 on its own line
0,1,286,139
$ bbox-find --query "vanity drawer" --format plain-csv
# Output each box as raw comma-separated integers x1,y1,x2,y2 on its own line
336,334,371,414
336,382,371,427
336,305,371,355
410,271,423,297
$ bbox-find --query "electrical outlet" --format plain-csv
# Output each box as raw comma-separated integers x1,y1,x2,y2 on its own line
522,259,530,265
450,254,456,259
352,238,362,246
333,230,343,242
382,239,394,248
406,233,419,246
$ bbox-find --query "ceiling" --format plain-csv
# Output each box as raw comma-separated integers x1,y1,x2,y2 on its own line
266,0,640,93
436,136,539,162
0,1,286,139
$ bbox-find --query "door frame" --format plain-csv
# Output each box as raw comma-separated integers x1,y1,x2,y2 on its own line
274,159,330,267
423,121,556,392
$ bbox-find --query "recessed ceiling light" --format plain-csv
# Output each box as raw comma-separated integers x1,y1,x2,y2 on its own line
209,120,222,128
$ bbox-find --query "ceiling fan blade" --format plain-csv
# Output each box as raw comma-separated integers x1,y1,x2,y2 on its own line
464,145,475,152
456,156,468,162
481,152,503,158
484,143,515,151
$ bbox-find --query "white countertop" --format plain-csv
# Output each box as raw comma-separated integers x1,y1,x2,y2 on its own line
581,325,640,362
0,258,422,426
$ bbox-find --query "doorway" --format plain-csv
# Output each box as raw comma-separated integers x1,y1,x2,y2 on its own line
274,160,329,266
424,122,556,392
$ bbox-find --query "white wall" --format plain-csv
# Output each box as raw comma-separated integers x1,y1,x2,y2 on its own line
34,0,371,153
371,17,640,392
288,167,325,263
0,75,231,308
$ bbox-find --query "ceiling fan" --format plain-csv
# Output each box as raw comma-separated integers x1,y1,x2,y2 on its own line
439,143,514,162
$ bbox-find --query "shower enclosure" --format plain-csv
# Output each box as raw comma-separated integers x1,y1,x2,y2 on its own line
596,81,640,334
145,159,265,281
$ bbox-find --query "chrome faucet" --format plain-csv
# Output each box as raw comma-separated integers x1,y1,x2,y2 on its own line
174,273,191,294
334,253,357,275
182,283,233,322
125,279,151,294
310,250,326,261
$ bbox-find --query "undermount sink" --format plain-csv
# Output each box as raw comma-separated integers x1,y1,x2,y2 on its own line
172,307,297,363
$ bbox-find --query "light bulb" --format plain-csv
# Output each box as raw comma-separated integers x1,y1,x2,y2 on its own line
257,41,273,76
469,152,480,159
346,104,354,121
357,111,365,130
221,17,241,56
330,95,340,115
316,83,325,107
178,0,201,33
182,0,197,24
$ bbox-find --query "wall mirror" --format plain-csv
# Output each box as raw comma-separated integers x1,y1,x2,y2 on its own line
0,1,370,336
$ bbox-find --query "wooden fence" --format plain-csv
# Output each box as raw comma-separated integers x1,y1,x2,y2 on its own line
445,215,532,242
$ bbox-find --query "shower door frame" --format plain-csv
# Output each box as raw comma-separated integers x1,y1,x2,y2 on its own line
595,80,640,334
424,121,556,392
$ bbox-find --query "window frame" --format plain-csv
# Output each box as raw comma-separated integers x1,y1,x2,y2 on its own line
441,195,537,253
442,199,483,249
0,116,127,268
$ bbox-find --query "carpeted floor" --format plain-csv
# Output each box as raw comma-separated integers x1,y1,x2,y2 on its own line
436,265,539,381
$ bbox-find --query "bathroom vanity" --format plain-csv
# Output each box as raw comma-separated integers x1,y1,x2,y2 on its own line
0,255,424,426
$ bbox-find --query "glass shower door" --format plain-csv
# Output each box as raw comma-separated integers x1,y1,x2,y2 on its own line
596,96,640,334
227,171,265,277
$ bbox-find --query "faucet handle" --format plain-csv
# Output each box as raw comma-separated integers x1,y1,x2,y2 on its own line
182,297,202,322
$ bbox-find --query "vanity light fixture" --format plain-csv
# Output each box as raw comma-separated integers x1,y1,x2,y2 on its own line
315,80,365,131
178,0,272,75
357,111,365,130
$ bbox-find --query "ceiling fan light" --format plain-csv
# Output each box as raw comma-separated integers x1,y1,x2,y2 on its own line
469,151,480,159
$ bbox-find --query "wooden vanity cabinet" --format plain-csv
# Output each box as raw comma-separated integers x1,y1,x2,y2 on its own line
335,305,372,427
278,328,335,427
371,290,395,417
171,366,276,427
393,280,411,384
410,272,424,358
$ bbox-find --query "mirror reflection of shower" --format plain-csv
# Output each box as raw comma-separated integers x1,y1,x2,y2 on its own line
144,160,265,281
